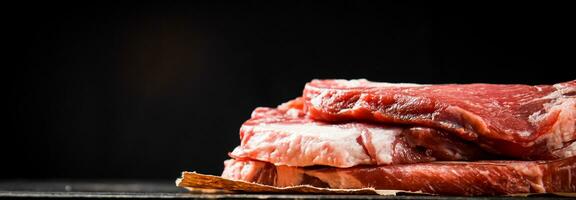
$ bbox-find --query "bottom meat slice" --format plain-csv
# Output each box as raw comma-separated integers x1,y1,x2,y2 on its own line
221,157,576,196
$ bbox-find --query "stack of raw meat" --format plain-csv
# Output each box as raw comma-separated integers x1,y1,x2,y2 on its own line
221,79,576,196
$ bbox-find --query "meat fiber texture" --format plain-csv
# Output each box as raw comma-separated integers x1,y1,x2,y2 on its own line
304,79,576,159
221,157,576,196
213,79,576,196
230,98,489,168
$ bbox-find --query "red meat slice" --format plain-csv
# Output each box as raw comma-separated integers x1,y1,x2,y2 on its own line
303,79,576,159
230,98,489,167
221,157,576,196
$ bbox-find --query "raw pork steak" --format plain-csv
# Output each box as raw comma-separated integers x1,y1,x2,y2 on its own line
230,98,489,167
304,79,576,159
222,157,576,196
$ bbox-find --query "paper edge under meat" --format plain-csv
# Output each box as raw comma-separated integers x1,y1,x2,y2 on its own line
176,171,575,197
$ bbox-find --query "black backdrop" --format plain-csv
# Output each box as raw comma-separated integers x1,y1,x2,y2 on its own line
4,2,574,180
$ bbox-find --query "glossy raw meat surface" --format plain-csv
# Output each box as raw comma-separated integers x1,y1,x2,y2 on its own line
222,157,576,196
230,98,488,167
304,79,576,159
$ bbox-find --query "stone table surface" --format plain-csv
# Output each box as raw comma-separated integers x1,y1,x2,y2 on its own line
0,181,569,199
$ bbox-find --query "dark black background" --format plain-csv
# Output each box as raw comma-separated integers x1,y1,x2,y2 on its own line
4,2,574,180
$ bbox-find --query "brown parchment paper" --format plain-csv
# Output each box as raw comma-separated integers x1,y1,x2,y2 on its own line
175,171,422,195
176,171,576,197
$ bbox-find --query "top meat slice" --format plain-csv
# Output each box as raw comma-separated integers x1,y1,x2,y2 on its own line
304,79,576,159
230,98,489,168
